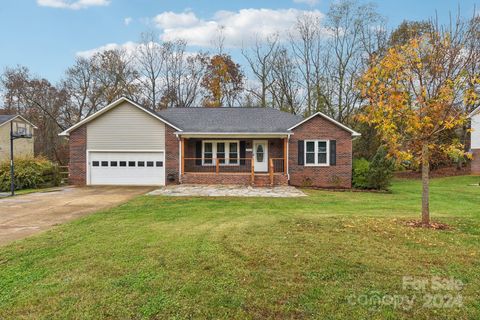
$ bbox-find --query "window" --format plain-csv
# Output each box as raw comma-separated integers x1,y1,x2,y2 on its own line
101,161,109,167
120,161,127,167
147,161,154,167
110,161,118,167
304,140,329,166
92,161,99,167
202,141,240,165
204,142,213,164
128,161,135,167
138,161,145,167
217,142,225,164
229,142,238,164
156,161,163,167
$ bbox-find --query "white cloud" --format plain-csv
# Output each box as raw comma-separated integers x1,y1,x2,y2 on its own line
153,8,324,48
76,41,138,58
37,0,109,10
124,17,133,26
293,0,320,6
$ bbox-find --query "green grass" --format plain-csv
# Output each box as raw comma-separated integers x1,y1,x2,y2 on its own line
0,176,479,319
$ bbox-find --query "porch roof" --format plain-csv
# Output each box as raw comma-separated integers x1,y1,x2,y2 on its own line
157,107,303,134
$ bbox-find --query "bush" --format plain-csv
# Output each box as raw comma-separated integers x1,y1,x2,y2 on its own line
367,146,395,190
352,146,395,190
352,158,370,189
0,157,61,192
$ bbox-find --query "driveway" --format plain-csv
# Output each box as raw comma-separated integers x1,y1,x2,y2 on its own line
0,186,152,246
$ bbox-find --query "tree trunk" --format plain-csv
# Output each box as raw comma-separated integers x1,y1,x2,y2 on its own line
421,143,430,226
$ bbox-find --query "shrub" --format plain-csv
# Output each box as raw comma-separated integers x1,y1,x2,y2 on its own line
352,146,395,190
367,146,395,190
0,157,61,192
352,158,370,189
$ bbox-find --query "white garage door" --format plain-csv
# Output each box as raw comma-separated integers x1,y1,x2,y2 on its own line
88,152,165,186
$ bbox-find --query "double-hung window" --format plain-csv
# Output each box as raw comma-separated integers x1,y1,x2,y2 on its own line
305,140,329,166
203,141,239,165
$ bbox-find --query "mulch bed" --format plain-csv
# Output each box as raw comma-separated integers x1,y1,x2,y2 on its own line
405,220,452,230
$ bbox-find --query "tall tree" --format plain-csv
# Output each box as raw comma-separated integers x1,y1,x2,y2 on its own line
201,54,244,107
242,34,279,108
358,17,479,226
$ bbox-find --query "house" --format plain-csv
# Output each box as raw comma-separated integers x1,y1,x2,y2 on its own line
470,106,480,175
0,115,36,161
59,97,360,188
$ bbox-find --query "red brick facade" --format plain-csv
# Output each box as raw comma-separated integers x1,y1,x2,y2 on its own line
165,124,180,184
472,149,480,175
68,126,87,185
289,115,353,188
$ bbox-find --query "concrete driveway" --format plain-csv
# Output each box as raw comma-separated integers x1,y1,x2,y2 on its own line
0,186,153,246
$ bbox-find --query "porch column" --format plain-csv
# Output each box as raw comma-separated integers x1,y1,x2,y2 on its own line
181,138,185,176
283,138,287,174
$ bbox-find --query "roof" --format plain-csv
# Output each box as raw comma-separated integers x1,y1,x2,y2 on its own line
288,112,361,136
0,115,16,126
0,114,38,129
59,97,182,136
469,106,480,118
157,107,304,133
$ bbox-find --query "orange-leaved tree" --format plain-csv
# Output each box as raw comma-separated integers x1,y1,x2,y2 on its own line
358,21,479,226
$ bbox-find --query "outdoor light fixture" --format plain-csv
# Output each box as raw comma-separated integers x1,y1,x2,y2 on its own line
10,119,33,196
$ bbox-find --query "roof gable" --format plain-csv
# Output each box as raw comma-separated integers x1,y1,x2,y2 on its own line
59,97,182,136
288,112,361,137
0,115,37,129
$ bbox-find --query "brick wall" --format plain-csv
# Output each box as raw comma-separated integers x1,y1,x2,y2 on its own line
472,149,480,175
165,125,179,184
69,126,87,185
289,115,353,188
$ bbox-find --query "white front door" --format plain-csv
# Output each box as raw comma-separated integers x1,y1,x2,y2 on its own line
88,151,165,186
253,140,268,172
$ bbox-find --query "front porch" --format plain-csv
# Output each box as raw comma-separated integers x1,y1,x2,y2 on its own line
179,137,288,186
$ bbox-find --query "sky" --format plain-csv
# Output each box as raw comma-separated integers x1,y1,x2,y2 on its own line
0,0,478,83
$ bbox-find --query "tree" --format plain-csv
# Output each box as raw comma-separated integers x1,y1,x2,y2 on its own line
358,18,479,225
242,34,279,108
321,0,386,123
201,54,244,107
389,20,431,47
136,31,167,110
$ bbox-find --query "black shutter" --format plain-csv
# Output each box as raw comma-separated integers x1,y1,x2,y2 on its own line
195,141,202,165
298,140,304,165
330,140,336,166
240,141,246,165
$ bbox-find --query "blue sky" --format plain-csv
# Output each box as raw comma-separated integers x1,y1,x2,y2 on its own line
0,0,478,83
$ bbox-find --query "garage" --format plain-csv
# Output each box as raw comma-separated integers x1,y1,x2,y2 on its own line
88,151,165,186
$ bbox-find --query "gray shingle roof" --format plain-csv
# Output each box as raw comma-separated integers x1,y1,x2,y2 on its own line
0,115,16,126
156,108,304,133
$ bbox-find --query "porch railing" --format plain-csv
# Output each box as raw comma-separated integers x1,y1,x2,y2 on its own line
183,158,253,174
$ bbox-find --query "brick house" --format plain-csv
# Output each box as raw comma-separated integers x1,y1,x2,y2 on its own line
60,97,360,188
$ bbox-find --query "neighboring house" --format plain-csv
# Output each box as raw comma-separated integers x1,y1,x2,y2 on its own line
470,106,480,175
59,97,360,188
0,115,36,161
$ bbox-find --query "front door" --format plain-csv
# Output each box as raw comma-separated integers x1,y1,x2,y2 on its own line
253,140,268,172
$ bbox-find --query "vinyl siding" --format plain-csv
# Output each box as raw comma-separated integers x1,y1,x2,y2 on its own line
87,101,166,151
472,113,480,150
0,121,35,161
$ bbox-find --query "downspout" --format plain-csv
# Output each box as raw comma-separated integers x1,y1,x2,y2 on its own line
286,134,290,182
176,134,182,184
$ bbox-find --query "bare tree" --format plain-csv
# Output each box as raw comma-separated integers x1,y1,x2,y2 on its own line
321,0,386,123
242,34,279,108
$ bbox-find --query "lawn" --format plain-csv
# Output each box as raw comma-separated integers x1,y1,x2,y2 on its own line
0,176,479,319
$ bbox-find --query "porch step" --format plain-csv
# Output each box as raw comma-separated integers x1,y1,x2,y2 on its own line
253,174,272,187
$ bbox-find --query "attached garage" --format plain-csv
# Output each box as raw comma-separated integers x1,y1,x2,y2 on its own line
60,97,182,186
88,151,165,186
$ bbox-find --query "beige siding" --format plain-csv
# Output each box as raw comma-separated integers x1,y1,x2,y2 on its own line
0,121,35,162
87,101,166,150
